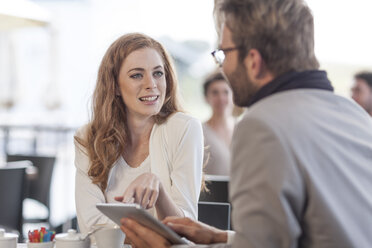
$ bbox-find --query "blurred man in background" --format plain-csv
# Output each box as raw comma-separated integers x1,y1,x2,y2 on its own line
351,71,372,116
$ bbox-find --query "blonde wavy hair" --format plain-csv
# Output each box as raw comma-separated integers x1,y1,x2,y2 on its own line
75,33,182,191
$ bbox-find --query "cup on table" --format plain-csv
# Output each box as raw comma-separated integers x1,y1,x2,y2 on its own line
93,224,125,248
55,229,90,248
0,229,18,248
27,241,54,248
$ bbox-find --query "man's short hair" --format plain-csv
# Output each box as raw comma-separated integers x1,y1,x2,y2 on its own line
218,0,319,77
354,72,372,89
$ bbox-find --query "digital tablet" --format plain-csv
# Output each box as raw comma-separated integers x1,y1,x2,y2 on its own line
96,203,188,245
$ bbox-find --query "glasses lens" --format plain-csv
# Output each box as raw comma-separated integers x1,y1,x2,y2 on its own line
212,50,225,66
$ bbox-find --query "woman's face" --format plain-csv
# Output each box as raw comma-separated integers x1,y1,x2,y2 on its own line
205,80,233,114
118,48,166,120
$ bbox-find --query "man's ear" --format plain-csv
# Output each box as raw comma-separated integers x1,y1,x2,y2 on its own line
243,49,266,80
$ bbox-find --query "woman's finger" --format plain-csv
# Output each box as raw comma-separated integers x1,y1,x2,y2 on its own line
122,187,135,203
141,187,151,208
148,188,158,209
134,187,145,205
114,196,124,202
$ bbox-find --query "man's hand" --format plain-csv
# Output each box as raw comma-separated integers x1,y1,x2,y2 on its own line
120,218,171,248
163,217,227,244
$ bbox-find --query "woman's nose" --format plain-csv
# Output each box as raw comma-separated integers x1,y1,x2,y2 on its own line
145,76,157,89
217,94,227,102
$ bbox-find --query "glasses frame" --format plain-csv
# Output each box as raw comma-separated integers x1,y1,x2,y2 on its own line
211,46,243,67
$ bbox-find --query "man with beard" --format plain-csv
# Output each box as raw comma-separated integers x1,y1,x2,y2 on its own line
119,0,372,247
351,71,372,116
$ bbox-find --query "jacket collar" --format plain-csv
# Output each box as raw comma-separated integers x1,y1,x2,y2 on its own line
247,70,334,107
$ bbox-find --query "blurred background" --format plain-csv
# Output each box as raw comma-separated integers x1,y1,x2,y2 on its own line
0,0,371,235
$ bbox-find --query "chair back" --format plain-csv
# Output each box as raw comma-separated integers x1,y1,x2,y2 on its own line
198,201,231,230
199,175,229,203
0,165,26,233
6,154,56,219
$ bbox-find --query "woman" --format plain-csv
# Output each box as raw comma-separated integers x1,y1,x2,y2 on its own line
203,71,236,176
74,33,203,234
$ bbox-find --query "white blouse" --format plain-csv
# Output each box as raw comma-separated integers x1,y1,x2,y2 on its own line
74,112,204,234
105,156,150,204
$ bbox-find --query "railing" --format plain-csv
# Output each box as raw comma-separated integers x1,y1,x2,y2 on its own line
0,124,77,156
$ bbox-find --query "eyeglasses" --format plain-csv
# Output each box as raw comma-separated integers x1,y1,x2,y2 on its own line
211,47,242,67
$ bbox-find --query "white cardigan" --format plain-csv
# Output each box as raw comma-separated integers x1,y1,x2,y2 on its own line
74,112,203,233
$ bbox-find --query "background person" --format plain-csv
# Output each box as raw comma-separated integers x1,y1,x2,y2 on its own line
74,33,203,234
202,71,235,176
351,71,372,116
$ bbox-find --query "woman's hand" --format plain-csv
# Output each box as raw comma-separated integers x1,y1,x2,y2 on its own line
115,172,160,209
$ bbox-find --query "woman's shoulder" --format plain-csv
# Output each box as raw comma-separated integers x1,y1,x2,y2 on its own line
152,112,202,155
75,123,90,141
163,112,201,131
166,112,200,124
153,113,202,140
74,124,91,171
74,124,90,156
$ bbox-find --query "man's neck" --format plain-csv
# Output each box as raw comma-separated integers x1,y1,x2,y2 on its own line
254,73,275,90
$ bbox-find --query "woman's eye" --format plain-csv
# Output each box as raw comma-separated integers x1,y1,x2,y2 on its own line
130,73,143,79
153,71,164,78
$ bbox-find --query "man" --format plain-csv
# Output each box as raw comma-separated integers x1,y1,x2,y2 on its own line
120,0,372,247
351,72,372,116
